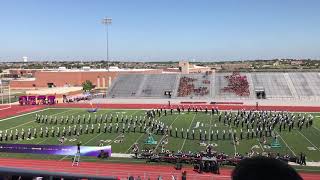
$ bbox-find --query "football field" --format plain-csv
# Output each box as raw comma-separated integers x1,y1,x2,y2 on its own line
0,107,320,163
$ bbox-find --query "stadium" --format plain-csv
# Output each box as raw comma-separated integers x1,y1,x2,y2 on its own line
1,61,320,180
1,1,320,179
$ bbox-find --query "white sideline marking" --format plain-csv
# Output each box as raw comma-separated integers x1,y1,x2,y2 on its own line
179,114,196,151
297,131,320,152
276,131,296,156
0,108,49,122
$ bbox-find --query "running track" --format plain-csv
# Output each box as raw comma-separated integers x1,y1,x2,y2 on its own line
0,158,318,180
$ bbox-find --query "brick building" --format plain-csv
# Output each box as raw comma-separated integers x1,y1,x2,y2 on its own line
9,68,162,89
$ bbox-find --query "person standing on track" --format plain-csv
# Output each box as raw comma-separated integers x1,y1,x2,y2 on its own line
77,141,81,154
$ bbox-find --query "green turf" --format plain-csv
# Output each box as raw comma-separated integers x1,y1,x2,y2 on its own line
0,107,320,163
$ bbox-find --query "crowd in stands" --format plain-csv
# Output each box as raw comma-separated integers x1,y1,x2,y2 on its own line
221,72,250,96
177,76,210,97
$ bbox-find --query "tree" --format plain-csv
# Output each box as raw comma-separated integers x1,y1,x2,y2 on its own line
82,80,94,92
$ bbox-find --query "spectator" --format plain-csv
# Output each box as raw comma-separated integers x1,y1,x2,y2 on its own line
231,156,302,180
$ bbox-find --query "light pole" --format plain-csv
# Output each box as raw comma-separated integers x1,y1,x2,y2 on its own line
102,17,112,70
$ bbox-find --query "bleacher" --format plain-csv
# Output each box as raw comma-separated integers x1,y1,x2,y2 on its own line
106,72,320,100
139,74,178,97
289,72,320,97
107,74,143,97
251,73,293,98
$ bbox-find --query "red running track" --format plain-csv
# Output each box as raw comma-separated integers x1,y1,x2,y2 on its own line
0,158,318,180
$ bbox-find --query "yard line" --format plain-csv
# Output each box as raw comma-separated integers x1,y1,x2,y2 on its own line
125,133,145,153
36,138,48,145
153,114,181,152
0,108,49,122
313,126,320,133
276,131,296,156
179,114,196,152
82,132,104,146
297,131,320,152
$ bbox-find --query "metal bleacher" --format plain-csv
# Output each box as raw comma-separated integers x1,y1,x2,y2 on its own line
106,72,320,100
107,74,143,97
289,72,320,97
139,74,178,97
251,72,293,98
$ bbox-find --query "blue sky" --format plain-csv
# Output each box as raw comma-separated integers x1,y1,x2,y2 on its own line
0,0,319,61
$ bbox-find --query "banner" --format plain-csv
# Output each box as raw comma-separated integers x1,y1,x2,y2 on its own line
0,143,111,157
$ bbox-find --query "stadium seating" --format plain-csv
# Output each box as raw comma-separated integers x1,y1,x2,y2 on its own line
251,72,293,98
139,74,178,97
107,72,320,100
289,72,320,97
107,74,144,97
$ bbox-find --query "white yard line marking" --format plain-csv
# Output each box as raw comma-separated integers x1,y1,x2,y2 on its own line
153,114,181,152
82,133,103,145
276,131,296,156
126,133,145,153
297,131,320,152
313,126,320,133
179,114,196,151
0,108,49,122
36,138,48,145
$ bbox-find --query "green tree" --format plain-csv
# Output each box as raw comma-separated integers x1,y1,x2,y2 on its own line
82,80,94,92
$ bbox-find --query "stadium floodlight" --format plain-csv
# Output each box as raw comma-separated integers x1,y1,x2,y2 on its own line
101,17,112,70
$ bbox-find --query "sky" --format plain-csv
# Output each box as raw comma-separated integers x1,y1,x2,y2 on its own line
0,0,320,62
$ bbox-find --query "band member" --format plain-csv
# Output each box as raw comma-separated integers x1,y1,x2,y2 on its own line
192,129,195,140
216,130,219,140
222,130,225,140
181,128,184,138
59,136,65,144
187,129,189,139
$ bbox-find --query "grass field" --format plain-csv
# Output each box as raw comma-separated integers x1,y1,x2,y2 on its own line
0,107,320,163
